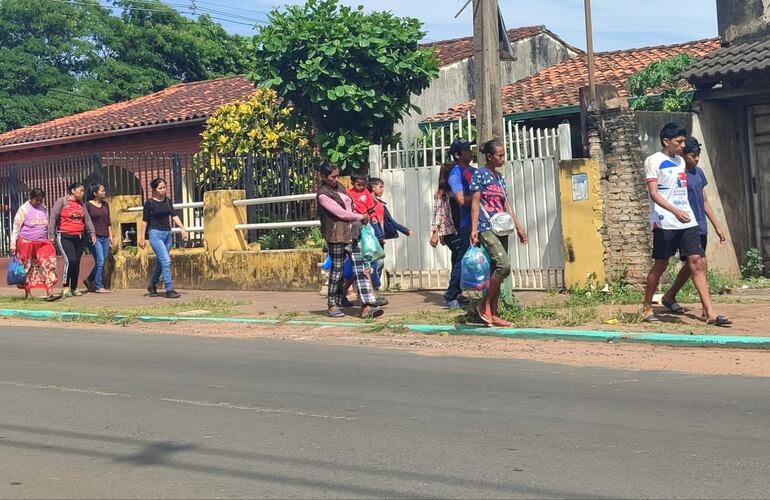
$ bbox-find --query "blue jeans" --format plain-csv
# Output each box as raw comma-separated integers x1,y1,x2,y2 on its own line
444,226,470,302
87,236,110,290
148,229,173,292
370,258,384,290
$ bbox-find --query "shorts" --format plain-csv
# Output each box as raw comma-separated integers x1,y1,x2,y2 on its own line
699,234,708,253
478,231,511,279
652,227,704,261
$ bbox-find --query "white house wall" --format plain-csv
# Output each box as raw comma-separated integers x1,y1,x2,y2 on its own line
394,33,580,143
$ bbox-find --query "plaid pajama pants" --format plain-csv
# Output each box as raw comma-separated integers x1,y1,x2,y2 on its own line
327,242,376,307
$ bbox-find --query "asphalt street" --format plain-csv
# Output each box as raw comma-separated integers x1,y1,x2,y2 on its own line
0,324,768,498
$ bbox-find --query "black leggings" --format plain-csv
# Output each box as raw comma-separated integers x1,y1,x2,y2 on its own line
56,233,85,290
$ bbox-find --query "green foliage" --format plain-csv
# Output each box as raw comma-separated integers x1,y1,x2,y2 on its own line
627,53,697,112
0,0,249,132
666,262,736,301
741,247,765,279
249,0,439,168
569,269,642,305
193,89,312,191
257,227,320,250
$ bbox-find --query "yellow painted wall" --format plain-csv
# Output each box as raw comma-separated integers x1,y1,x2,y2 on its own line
109,192,325,290
558,159,606,288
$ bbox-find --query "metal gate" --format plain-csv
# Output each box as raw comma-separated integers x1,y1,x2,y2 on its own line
370,120,570,290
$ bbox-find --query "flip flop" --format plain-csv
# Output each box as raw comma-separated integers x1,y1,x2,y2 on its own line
361,306,384,319
706,315,732,327
661,298,684,314
643,314,660,323
476,304,493,325
327,309,346,318
45,294,62,302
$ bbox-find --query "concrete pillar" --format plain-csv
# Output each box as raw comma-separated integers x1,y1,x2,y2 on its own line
203,190,247,261
558,159,606,288
109,195,144,253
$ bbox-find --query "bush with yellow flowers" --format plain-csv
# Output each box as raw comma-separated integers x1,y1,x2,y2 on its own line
193,88,312,190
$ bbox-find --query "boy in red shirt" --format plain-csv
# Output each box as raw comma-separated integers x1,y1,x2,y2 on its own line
348,173,378,224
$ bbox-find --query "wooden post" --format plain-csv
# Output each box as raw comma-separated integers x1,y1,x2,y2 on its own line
584,0,597,104
473,0,504,165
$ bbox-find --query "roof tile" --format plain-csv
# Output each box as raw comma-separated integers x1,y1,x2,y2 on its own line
422,25,582,67
682,38,770,80
425,38,721,123
0,75,256,149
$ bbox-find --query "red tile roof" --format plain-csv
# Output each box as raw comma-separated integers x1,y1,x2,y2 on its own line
424,38,721,123
422,25,582,67
0,75,256,150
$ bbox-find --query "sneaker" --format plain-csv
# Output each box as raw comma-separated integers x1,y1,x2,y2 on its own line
444,299,462,309
83,279,96,293
147,285,158,297
71,289,83,297
61,288,72,299
456,295,470,305
374,297,389,307
164,290,181,299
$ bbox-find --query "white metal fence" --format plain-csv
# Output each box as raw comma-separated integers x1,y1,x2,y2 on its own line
370,120,571,291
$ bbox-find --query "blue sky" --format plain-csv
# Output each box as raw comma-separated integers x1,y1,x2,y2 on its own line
106,1,719,51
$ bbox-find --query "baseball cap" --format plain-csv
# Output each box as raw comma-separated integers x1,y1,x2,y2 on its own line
449,138,474,157
683,137,702,154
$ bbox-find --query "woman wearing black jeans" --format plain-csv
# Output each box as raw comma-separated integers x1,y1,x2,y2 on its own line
48,182,96,298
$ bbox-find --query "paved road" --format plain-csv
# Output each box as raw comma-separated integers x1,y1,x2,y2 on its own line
0,325,768,499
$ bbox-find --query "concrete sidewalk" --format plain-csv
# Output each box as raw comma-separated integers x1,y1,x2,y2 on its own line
4,286,770,339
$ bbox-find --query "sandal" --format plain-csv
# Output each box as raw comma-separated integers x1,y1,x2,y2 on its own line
476,304,493,325
360,306,384,319
661,297,684,314
706,315,732,327
327,308,346,318
95,288,110,293
45,294,62,302
643,313,661,323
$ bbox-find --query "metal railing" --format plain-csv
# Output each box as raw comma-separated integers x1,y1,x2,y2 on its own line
233,193,319,232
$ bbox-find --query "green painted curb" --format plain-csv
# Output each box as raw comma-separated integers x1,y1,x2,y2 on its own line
2,308,769,349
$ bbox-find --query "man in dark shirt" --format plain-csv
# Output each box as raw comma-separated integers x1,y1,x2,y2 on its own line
443,139,476,308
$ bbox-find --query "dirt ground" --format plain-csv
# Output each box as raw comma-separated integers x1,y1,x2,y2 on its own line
5,317,770,378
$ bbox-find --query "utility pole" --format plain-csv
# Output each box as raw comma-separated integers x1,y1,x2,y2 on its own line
584,0,597,104
473,0,504,158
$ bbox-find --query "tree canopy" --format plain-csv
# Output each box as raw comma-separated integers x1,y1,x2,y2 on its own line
248,0,439,168
0,0,250,133
627,53,697,112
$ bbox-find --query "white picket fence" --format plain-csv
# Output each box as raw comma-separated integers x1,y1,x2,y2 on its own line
370,120,571,291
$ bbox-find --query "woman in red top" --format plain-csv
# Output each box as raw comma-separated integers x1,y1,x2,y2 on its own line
48,182,96,297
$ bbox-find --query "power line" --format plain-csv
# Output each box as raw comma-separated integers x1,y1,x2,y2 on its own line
47,0,264,26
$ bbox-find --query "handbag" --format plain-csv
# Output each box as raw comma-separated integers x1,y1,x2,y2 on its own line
479,169,516,237
6,256,27,286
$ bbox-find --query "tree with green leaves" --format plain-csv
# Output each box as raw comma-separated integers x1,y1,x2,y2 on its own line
0,0,250,133
248,0,439,168
627,53,698,112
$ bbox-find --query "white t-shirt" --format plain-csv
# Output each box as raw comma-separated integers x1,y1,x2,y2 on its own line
644,151,698,231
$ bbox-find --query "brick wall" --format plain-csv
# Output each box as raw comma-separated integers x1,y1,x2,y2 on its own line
584,91,652,285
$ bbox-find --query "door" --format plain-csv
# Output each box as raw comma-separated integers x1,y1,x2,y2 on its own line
749,104,770,267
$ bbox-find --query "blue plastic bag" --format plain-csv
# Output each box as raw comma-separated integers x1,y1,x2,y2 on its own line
460,245,490,291
360,224,385,262
321,255,332,272
343,258,354,281
6,256,26,286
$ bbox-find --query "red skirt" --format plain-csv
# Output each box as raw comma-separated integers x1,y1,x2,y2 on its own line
15,238,58,290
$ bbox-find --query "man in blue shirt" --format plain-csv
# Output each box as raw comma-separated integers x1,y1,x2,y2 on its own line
443,139,476,308
661,136,728,320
